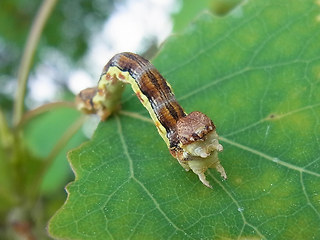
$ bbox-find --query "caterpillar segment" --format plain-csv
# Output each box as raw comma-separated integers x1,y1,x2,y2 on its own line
76,52,227,188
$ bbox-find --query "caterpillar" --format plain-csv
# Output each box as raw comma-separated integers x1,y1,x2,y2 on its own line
76,52,227,188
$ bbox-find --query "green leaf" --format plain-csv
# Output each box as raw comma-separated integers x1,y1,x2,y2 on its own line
172,0,213,32
49,0,320,239
172,0,242,33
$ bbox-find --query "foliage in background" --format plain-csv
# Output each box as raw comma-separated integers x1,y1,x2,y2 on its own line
0,0,114,238
0,0,114,112
49,0,320,239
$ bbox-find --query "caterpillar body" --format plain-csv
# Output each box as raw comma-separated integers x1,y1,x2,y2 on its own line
76,52,227,188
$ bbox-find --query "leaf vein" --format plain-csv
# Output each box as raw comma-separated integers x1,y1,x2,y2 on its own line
220,136,320,177
116,115,195,239
224,102,320,137
300,172,320,219
209,173,267,240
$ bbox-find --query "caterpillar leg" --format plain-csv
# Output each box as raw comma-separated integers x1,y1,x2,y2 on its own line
178,161,191,171
216,162,227,180
175,111,227,188
75,87,115,121
198,173,212,188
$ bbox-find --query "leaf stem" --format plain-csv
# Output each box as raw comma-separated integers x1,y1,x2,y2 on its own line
44,115,87,173
13,0,59,126
16,101,77,129
29,115,87,205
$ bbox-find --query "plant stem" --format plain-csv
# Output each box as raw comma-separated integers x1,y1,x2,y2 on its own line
13,0,59,127
16,101,77,129
44,115,87,172
29,115,87,205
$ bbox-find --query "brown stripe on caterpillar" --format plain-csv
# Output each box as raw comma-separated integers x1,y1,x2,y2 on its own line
76,52,227,188
106,52,149,78
138,70,185,135
105,52,186,137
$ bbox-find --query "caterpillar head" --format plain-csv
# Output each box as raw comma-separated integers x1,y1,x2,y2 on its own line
176,111,223,158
